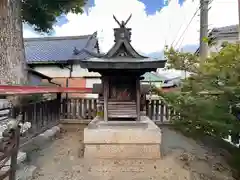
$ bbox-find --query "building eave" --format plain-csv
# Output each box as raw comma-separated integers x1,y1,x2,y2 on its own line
77,59,166,70
26,67,52,81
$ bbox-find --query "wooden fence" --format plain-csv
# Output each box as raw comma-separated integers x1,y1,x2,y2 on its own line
61,98,97,120
145,99,176,124
5,98,61,141
61,97,173,124
0,98,61,179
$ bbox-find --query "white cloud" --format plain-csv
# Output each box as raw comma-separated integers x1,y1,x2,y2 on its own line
23,26,40,38
23,0,238,54
23,24,48,38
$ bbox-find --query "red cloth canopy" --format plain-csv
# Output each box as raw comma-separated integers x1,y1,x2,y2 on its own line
0,85,92,95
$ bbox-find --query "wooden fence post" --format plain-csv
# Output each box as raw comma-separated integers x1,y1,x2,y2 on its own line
9,125,20,180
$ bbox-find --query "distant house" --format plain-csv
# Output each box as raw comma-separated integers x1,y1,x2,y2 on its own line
195,24,238,54
141,72,164,88
141,71,181,92
24,33,100,97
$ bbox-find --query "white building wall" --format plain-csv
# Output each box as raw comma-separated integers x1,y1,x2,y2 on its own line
209,36,238,54
86,78,101,88
34,64,100,78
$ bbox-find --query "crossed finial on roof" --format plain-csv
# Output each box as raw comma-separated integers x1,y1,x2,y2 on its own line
113,14,132,28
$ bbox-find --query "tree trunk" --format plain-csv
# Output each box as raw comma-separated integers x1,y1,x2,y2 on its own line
0,0,26,85
0,0,27,108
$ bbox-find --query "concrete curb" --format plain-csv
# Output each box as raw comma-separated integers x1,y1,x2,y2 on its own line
60,119,92,124
16,165,37,180
20,126,61,153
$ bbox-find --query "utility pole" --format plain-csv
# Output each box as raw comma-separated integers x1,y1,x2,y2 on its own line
199,0,209,60
238,0,240,40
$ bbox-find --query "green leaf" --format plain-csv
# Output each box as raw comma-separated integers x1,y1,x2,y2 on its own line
21,0,86,32
161,44,240,139
202,37,209,43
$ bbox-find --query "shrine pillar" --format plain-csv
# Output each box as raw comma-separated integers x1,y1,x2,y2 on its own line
136,78,140,121
103,76,109,121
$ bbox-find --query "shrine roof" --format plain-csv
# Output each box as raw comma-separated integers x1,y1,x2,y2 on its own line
78,57,164,62
71,15,166,70
74,57,165,70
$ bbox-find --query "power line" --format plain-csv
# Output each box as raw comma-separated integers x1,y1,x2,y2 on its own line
170,17,187,47
173,5,200,49
173,0,214,50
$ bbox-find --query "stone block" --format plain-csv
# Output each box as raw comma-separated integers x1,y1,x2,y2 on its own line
20,126,60,153
84,116,162,159
16,165,37,180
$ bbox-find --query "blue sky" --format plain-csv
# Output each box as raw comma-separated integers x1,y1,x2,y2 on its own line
24,0,238,57
139,0,184,14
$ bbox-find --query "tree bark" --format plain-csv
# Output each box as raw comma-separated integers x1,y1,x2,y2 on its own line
0,0,26,85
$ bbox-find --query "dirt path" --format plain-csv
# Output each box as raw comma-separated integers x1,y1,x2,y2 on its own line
30,126,235,180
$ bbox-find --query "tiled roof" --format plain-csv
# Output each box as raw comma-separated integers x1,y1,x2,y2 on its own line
211,25,238,34
210,25,238,39
195,24,238,54
24,33,99,63
141,72,164,82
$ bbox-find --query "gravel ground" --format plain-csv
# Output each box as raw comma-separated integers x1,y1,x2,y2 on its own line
30,125,235,180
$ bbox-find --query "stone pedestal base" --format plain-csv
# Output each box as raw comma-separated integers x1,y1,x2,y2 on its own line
84,116,162,159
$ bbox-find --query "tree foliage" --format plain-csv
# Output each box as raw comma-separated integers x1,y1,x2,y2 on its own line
164,46,199,73
21,0,86,32
162,44,240,140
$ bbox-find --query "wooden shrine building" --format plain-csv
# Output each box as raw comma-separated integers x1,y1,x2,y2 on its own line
74,15,166,121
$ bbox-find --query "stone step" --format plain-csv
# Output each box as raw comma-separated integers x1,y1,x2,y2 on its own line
108,114,137,118
16,165,37,180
